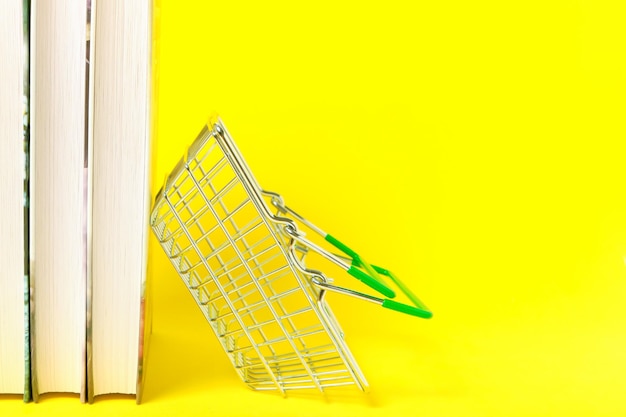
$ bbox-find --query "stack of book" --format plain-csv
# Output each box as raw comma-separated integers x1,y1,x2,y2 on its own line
0,0,154,403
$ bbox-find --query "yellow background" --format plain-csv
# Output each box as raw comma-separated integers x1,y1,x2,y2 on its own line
2,0,626,415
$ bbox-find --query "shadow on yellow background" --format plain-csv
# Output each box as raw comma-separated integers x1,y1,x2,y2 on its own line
2,0,625,416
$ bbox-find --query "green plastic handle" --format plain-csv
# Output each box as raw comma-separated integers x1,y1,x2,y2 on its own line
326,234,396,297
373,265,432,318
325,234,359,259
382,299,433,319
347,266,396,298
324,234,433,319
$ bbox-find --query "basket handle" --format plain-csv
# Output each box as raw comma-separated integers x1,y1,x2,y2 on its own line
326,234,395,298
324,234,433,319
267,193,432,319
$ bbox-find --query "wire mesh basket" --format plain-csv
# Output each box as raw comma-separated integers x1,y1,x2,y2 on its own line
150,116,432,394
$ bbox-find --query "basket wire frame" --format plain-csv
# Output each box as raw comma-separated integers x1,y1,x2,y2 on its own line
151,122,369,394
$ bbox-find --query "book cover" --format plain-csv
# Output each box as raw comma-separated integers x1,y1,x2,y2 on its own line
136,0,159,404
84,0,94,403
0,0,30,402
23,0,32,403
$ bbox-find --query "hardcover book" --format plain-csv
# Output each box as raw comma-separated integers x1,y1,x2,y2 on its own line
87,0,153,402
0,0,31,402
29,0,90,400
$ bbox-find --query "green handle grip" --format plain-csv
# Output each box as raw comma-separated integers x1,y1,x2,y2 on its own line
358,258,397,298
327,234,396,297
325,233,432,319
382,299,433,319
325,234,359,259
373,265,432,318
347,266,396,298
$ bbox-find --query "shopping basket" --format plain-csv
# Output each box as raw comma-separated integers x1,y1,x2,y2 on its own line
150,116,432,394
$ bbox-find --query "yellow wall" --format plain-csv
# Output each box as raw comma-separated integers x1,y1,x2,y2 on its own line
3,0,625,416
150,1,626,415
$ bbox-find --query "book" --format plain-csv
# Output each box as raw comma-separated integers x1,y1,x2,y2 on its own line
87,0,153,402
0,0,31,402
29,0,91,401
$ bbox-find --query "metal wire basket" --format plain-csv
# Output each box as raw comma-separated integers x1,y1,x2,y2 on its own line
150,116,432,394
